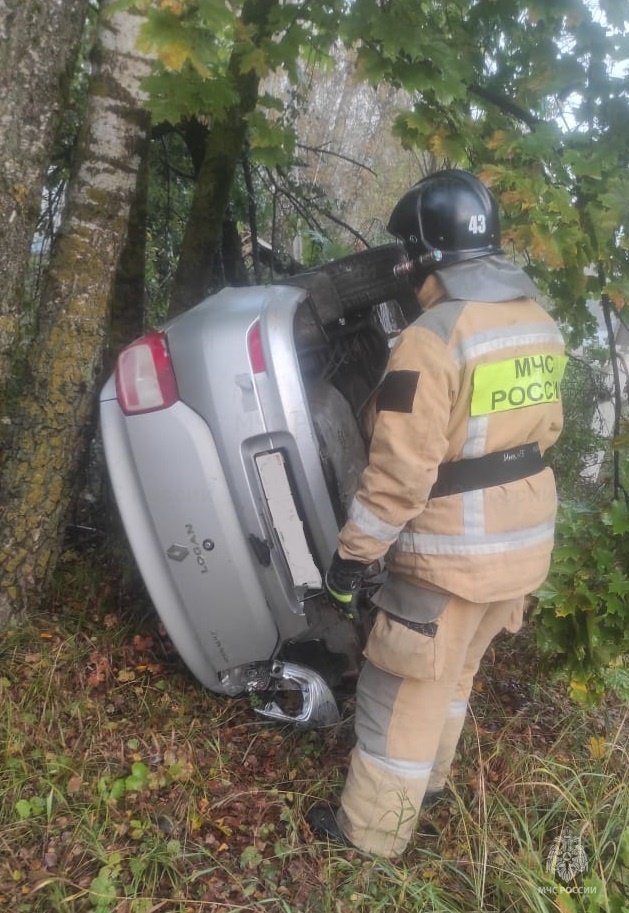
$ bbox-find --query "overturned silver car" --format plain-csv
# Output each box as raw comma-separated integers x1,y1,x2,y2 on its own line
100,246,417,725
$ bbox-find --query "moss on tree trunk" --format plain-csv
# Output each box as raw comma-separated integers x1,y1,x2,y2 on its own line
0,1,152,623
0,0,89,411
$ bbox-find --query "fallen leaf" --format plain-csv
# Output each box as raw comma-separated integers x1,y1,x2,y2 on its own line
43,848,58,869
66,775,83,795
588,736,606,759
132,634,154,652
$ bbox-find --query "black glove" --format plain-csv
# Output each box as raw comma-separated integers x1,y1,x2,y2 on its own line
324,551,370,621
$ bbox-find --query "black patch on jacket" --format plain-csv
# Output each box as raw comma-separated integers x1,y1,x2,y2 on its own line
376,370,420,413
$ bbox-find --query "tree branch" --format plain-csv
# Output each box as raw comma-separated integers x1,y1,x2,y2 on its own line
296,142,378,176
309,200,371,248
265,168,326,235
242,151,262,283
468,83,541,130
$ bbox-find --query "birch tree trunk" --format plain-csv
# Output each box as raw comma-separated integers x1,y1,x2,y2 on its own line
0,0,151,622
0,0,89,406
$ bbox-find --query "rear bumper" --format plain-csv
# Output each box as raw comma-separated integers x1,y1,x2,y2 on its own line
100,386,279,692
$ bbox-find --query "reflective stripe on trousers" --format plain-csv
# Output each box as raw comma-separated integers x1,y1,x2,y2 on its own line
338,593,525,857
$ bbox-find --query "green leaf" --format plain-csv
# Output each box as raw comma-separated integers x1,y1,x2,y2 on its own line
196,0,235,33
535,494,629,698
239,845,263,869
109,778,126,801
142,69,238,124
238,47,270,78
29,795,46,816
15,799,32,821
125,761,150,792
129,856,146,878
89,867,118,913
247,111,296,168
607,500,629,535
166,838,182,856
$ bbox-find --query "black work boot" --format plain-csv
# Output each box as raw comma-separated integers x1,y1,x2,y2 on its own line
306,804,354,849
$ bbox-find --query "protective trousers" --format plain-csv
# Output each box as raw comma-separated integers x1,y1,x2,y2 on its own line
337,593,524,857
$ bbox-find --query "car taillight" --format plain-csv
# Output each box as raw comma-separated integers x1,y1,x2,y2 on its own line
115,331,179,415
247,321,267,374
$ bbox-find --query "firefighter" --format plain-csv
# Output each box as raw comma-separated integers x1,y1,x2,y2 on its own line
307,169,566,857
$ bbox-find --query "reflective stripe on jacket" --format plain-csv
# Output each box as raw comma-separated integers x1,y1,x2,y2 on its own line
337,265,565,604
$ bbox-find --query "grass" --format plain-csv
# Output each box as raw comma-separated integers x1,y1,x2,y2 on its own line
0,550,627,912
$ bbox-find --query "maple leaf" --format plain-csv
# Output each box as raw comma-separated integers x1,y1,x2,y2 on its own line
158,40,190,71
239,47,269,78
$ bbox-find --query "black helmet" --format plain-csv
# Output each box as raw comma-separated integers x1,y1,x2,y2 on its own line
388,169,502,279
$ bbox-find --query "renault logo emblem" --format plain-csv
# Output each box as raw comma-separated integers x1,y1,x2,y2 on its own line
166,544,189,562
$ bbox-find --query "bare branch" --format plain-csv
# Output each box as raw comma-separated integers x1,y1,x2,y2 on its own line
262,168,325,235
309,200,371,248
296,142,378,176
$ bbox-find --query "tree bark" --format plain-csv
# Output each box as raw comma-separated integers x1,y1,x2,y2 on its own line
0,0,89,408
168,0,279,316
0,0,152,622
109,134,150,358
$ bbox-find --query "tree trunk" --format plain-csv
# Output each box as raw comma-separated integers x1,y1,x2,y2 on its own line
0,1,152,623
222,214,251,286
109,135,150,358
0,0,89,407
168,0,278,316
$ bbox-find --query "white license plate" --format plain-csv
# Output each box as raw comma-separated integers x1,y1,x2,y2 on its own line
255,451,322,590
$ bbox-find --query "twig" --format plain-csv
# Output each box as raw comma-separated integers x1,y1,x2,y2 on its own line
309,200,371,248
296,142,378,176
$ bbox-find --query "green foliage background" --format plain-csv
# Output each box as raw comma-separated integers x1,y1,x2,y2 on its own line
123,0,629,321
535,496,629,702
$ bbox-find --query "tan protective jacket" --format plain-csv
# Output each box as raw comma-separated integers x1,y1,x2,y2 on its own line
338,256,565,605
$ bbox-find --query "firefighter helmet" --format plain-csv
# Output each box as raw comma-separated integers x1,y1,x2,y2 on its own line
388,169,502,278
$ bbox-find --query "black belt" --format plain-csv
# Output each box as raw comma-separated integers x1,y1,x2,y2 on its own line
429,443,544,499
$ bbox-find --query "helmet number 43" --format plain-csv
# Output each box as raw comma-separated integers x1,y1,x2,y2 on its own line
468,214,487,234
